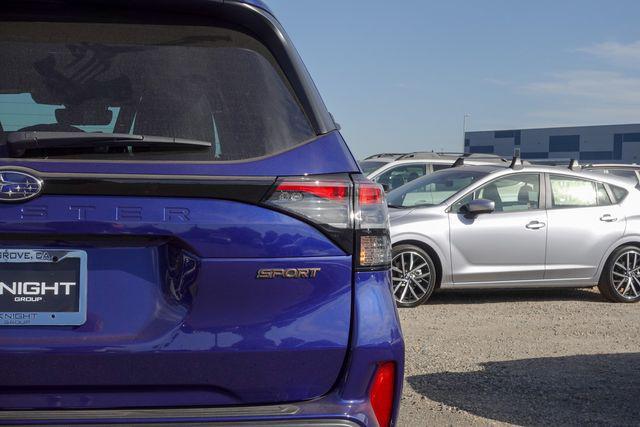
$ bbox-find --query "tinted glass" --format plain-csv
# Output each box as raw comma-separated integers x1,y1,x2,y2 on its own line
550,175,607,208
0,22,314,161
453,174,540,213
359,161,387,174
611,185,629,203
376,164,427,191
597,183,612,206
387,169,488,208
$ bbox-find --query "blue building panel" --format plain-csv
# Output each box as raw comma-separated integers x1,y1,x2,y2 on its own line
494,130,516,139
580,151,614,161
466,124,640,164
521,152,549,159
623,133,640,142
469,145,495,154
549,135,580,152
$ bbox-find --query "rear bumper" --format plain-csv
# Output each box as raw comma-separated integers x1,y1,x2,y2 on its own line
0,395,364,426
0,272,403,427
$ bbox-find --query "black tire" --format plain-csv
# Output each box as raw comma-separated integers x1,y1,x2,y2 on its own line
598,245,640,303
391,244,437,308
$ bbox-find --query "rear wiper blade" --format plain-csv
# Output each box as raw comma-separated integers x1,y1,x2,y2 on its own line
5,131,212,155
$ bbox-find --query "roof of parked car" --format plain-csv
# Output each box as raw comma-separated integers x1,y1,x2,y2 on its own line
452,162,639,189
583,163,640,169
363,151,506,162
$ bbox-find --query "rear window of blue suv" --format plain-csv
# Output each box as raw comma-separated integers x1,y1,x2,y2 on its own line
0,21,314,161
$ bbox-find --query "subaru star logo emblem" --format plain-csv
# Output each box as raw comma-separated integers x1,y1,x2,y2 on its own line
0,171,43,202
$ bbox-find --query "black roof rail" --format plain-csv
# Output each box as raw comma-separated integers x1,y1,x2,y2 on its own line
396,151,439,160
508,155,524,170
363,153,406,160
568,159,581,171
451,157,465,168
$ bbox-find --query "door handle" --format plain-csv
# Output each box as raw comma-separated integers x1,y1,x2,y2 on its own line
600,214,618,223
526,221,546,230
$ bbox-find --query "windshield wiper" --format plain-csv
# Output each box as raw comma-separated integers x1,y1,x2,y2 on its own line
5,131,212,156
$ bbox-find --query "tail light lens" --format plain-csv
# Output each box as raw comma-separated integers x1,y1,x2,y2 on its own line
263,175,390,269
370,362,396,427
355,181,391,269
264,178,351,229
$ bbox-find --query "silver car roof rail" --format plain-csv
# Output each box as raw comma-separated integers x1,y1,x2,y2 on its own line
398,151,505,161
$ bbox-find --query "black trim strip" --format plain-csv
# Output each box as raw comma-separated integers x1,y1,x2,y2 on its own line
40,176,275,204
0,165,276,203
42,175,276,203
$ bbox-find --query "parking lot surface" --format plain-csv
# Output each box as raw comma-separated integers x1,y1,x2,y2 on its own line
398,287,640,426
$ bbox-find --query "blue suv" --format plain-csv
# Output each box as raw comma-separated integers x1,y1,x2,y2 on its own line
0,0,404,426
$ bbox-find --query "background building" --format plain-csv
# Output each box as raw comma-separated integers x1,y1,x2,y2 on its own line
465,123,640,164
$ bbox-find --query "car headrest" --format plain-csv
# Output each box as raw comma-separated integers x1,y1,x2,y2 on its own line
518,184,533,204
390,174,405,189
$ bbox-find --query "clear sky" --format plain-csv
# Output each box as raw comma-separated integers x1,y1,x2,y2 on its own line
268,0,640,158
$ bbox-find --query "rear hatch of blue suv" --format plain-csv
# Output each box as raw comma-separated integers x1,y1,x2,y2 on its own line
0,1,403,426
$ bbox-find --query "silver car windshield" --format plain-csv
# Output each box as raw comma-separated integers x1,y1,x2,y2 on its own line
387,169,489,208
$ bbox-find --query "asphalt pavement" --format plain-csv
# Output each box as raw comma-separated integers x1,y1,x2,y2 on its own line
398,287,640,426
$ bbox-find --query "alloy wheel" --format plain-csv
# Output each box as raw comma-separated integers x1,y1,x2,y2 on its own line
392,251,432,305
610,249,640,300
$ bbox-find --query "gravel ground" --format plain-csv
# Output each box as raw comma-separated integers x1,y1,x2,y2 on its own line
397,287,640,426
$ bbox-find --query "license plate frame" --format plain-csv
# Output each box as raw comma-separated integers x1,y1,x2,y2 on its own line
0,249,87,326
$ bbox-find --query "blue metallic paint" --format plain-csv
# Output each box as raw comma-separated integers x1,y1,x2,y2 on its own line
0,254,353,407
0,196,344,258
0,167,403,423
0,0,404,424
0,272,402,426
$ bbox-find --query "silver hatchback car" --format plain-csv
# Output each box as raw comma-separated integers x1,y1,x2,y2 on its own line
388,160,640,307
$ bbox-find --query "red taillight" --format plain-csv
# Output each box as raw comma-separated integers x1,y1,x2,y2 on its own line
355,181,391,268
358,182,384,205
276,182,349,201
264,178,352,229
369,362,396,427
263,176,391,269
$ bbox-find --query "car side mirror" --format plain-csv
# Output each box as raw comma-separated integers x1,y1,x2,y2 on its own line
381,183,391,192
460,199,495,215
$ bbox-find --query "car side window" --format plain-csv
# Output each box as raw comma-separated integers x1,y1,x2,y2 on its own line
453,174,540,213
597,183,612,206
610,185,629,203
376,164,427,191
550,175,610,208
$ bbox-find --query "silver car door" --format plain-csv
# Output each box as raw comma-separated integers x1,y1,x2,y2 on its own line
448,173,547,284
544,174,625,280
